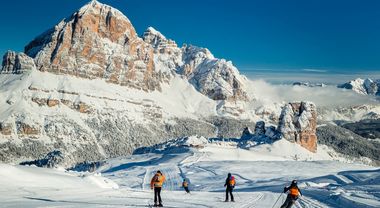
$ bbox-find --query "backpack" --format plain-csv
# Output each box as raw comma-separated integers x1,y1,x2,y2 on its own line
183,181,188,187
229,176,236,186
289,186,300,196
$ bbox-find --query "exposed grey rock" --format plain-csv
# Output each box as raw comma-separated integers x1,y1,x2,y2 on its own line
142,26,250,101
180,45,249,101
1,51,36,74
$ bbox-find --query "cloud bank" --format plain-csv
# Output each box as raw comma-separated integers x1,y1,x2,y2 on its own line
247,79,378,107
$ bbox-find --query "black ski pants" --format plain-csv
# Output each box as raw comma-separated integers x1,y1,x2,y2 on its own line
225,186,234,201
281,194,297,208
154,187,162,204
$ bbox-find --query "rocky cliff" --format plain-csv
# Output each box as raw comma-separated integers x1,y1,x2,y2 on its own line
22,0,167,91
277,102,318,152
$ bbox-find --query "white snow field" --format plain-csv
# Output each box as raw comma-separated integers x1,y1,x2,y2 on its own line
1,137,379,208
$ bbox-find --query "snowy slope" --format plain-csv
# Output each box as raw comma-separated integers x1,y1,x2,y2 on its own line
1,137,379,208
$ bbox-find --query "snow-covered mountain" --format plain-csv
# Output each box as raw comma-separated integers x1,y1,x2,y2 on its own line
0,0,256,165
338,78,380,96
0,0,379,167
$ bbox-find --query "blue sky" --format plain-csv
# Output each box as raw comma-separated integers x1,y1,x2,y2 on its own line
1,0,379,78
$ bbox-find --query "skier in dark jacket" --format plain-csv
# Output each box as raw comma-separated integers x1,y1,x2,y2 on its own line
182,179,190,193
224,173,235,202
281,180,302,208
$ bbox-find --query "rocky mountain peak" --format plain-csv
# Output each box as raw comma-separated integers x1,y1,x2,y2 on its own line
22,0,166,91
2,0,250,101
143,27,168,48
142,27,180,56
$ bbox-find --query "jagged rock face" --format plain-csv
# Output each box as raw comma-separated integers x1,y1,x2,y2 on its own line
338,78,380,96
180,46,248,101
277,102,317,152
24,1,166,91
1,51,36,74
142,27,183,73
142,27,249,101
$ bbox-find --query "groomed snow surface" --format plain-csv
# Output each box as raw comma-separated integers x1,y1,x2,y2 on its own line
1,137,379,208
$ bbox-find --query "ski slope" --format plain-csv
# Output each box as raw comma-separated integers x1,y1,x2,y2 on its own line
1,138,379,208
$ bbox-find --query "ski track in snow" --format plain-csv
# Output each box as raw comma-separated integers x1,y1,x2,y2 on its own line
1,143,380,207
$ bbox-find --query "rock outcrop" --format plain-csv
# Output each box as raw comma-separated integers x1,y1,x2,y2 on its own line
16,122,40,136
1,51,36,74
0,123,13,135
277,102,317,152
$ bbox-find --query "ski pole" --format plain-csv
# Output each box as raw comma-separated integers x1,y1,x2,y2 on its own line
271,193,283,208
234,191,241,201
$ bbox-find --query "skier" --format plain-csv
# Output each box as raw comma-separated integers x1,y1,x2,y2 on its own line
280,180,302,208
150,170,166,207
224,173,235,202
182,179,190,193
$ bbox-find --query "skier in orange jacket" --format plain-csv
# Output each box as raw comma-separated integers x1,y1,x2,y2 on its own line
281,180,302,208
150,170,166,207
